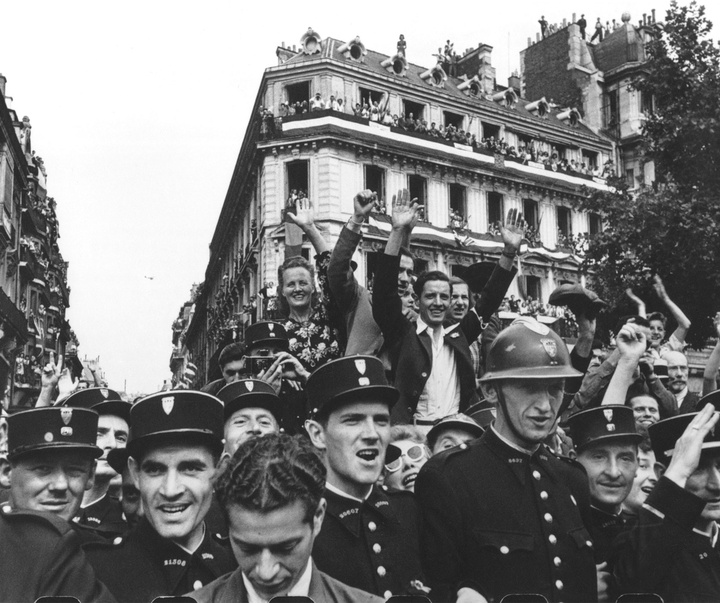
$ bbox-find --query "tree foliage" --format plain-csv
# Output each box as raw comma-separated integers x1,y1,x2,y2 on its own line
574,2,720,347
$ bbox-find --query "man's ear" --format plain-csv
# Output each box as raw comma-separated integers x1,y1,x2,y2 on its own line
0,457,11,489
85,461,96,492
479,382,499,406
313,497,327,534
128,456,141,489
567,449,578,461
305,420,326,451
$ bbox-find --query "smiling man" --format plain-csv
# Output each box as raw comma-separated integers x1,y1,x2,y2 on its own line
305,355,427,599
415,318,597,603
83,390,236,602
6,407,101,521
192,433,382,603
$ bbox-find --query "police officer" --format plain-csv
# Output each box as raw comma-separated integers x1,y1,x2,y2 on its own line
5,406,101,522
62,387,132,539
217,378,283,457
426,412,484,454
415,317,597,602
567,405,642,601
305,355,428,599
83,390,236,601
614,402,720,600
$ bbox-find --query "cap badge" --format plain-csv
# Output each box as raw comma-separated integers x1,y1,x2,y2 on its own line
101,389,109,398
540,338,557,359
162,396,175,415
61,408,73,425
246,381,254,392
44,432,54,442
606,423,616,432
354,359,367,375
60,427,73,437
268,324,274,332
603,409,614,422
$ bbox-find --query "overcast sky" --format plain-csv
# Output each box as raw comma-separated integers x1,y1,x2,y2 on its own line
0,1,715,393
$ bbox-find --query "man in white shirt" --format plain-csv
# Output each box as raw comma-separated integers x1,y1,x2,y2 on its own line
191,433,381,603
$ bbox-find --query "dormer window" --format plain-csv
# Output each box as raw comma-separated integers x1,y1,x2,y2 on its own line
338,36,367,62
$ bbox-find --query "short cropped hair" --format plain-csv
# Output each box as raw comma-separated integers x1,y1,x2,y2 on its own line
277,256,319,317
390,424,426,445
215,433,326,523
399,246,415,264
647,312,667,327
413,270,451,299
218,342,246,370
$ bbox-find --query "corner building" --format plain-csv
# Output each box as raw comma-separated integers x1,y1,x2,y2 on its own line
173,28,616,385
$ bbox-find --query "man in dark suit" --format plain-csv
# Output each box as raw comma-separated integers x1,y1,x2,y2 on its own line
192,433,382,603
372,189,521,426
415,318,597,602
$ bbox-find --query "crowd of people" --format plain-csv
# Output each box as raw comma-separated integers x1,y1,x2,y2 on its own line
1,188,719,603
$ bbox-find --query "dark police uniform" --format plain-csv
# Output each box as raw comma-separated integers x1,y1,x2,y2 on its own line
306,355,428,599
74,493,128,539
84,516,236,602
313,485,426,599
614,410,720,601
0,505,115,603
415,428,597,602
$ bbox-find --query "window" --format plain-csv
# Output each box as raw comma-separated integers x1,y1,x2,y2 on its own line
444,110,464,129
582,150,599,172
640,91,654,115
449,184,466,216
408,175,427,218
359,87,384,106
626,168,636,189
523,199,538,229
487,192,504,228
481,121,501,140
364,165,385,204
525,275,541,301
285,81,310,106
286,160,309,197
557,206,572,239
402,99,425,121
589,212,602,235
604,89,619,129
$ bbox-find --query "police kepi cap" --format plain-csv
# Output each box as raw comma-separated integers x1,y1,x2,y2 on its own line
217,379,283,422
426,413,484,450
548,284,606,319
649,411,720,466
480,317,581,381
106,447,130,475
7,407,102,461
60,387,131,423
306,355,398,417
127,390,224,456
566,405,642,450
245,321,289,350
695,390,720,413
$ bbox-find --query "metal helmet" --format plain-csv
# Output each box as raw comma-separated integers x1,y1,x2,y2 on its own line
480,317,581,382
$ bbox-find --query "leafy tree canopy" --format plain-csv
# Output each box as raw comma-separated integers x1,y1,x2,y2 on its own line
574,2,720,347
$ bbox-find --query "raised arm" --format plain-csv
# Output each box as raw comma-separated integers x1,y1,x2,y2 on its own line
601,323,646,405
285,197,328,255
625,287,647,317
702,312,720,395
653,274,691,347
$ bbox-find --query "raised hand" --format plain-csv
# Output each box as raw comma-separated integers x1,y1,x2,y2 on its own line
653,274,669,301
390,188,421,231
499,208,525,252
616,322,647,363
714,312,720,338
285,197,317,230
353,190,377,222
665,404,720,487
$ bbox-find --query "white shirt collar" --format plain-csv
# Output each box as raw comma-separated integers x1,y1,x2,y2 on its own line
325,481,371,502
80,492,107,509
242,558,313,603
693,522,720,547
416,315,446,336
175,522,206,555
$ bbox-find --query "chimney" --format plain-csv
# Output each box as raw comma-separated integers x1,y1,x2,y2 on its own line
0,74,6,97
508,73,521,91
652,9,656,23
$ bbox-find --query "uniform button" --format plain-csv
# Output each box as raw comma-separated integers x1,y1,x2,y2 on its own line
540,491,549,500
1,505,10,513
548,534,557,545
373,543,382,554
384,591,393,599
368,521,377,532
377,566,386,577
421,372,428,378
570,494,577,506
554,556,562,567
544,513,553,523
113,537,123,545
500,546,510,554
193,580,203,590
532,470,541,480
586,540,593,547
555,580,564,590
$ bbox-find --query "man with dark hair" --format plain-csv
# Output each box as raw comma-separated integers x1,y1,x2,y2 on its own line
373,190,522,426
416,318,597,602
305,355,427,599
192,434,382,602
84,391,236,601
201,341,247,395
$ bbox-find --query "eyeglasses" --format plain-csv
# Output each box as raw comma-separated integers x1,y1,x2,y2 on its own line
384,444,427,473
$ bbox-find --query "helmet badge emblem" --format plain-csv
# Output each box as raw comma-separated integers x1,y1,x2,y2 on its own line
540,338,557,359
